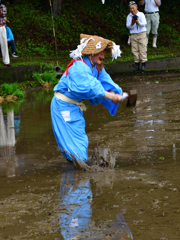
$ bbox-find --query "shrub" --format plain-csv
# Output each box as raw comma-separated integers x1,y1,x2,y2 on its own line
0,83,25,100
33,70,58,87
13,89,26,98
1,83,18,97
33,72,44,85
42,71,57,83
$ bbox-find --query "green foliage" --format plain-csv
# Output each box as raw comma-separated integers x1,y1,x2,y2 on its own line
4,0,180,64
1,83,25,99
42,71,57,83
33,70,58,86
33,72,44,85
13,89,26,98
41,63,54,72
1,83,18,96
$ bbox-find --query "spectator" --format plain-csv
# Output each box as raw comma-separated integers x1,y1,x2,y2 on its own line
6,24,19,57
0,0,11,66
126,1,147,71
139,0,161,48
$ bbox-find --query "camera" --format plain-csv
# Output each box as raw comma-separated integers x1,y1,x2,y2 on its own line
132,15,138,20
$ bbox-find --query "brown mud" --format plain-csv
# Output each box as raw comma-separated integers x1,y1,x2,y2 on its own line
0,76,180,239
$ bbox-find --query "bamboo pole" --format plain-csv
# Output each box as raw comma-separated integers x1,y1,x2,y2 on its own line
49,0,59,66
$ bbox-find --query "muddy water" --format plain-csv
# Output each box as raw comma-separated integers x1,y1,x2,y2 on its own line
0,78,180,240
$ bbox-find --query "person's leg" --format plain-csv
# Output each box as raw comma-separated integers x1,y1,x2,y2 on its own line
139,32,147,70
131,34,140,70
145,14,152,45
0,27,10,65
50,96,89,162
151,13,160,48
9,40,18,57
9,40,16,53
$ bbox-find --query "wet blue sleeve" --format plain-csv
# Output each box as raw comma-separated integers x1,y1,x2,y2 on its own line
66,61,105,101
89,67,123,116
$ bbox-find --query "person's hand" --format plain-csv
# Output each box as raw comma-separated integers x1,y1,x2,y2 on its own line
104,91,123,104
112,94,123,104
0,10,3,16
135,19,139,24
131,19,136,26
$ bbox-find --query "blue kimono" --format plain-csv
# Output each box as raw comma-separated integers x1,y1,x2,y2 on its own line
51,55,122,162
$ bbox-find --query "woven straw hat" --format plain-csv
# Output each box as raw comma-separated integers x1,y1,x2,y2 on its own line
70,33,122,61
80,33,114,55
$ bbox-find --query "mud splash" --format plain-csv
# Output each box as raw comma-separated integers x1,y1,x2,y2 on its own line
72,143,116,171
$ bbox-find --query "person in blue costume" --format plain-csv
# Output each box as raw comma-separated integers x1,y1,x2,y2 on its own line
51,33,124,163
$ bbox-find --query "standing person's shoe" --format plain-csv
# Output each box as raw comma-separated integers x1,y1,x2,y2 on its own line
4,64,12,67
134,62,140,71
152,34,157,48
12,52,19,58
141,62,146,71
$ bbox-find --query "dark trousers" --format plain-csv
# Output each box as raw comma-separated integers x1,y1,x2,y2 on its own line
8,40,17,54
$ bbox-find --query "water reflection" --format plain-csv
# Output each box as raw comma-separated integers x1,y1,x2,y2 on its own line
0,106,20,177
59,169,92,239
59,169,133,239
173,144,176,162
134,119,164,127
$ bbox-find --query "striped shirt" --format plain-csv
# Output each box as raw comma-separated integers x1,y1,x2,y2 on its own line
0,4,7,25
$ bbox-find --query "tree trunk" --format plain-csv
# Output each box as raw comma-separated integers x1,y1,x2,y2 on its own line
104,0,127,7
120,0,127,6
52,0,63,16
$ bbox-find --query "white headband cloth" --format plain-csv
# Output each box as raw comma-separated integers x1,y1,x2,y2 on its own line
70,37,122,61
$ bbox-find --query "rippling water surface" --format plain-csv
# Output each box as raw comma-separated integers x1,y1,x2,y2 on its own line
0,78,180,240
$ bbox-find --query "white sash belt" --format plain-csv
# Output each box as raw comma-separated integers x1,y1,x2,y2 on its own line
54,92,86,112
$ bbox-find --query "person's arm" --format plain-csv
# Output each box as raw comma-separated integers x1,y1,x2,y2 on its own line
154,0,161,7
139,0,145,6
104,91,122,104
135,13,147,27
126,15,134,30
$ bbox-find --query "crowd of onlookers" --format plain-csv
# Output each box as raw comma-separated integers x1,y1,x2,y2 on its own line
0,0,161,70
126,0,161,71
102,0,161,72
0,0,18,67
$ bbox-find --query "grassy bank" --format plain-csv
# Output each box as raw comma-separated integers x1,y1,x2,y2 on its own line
1,0,180,69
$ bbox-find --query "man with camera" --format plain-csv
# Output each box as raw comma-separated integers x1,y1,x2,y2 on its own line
126,1,147,71
0,0,11,67
139,0,161,48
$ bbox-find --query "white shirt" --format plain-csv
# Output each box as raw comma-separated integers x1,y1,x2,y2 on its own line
142,0,161,13
126,11,147,34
